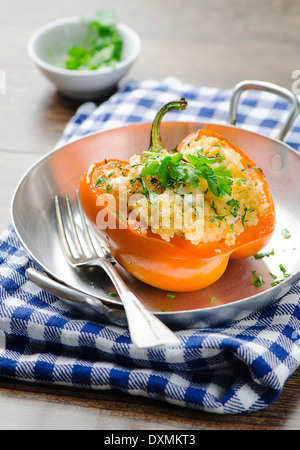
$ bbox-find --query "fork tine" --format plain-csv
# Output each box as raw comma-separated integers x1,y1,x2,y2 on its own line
65,192,85,257
54,195,75,261
76,190,98,257
76,190,116,263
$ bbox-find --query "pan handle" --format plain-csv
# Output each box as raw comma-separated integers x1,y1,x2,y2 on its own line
227,80,299,141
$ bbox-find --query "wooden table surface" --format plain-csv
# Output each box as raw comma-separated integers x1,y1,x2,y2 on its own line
1,0,300,431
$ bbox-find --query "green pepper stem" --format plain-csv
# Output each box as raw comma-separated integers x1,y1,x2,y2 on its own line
149,98,187,153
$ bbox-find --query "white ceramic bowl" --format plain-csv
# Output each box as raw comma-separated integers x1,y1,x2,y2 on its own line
27,16,141,100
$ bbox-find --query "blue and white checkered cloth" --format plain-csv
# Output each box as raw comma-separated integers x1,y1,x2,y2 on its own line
1,77,300,414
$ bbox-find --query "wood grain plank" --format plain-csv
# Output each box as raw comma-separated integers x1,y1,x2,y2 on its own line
0,0,299,430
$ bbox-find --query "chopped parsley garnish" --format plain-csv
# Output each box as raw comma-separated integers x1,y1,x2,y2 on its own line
166,293,177,299
135,177,149,196
270,280,281,287
108,164,115,177
210,214,228,227
270,265,291,287
64,11,123,71
226,199,240,217
186,202,201,217
247,164,264,175
105,183,112,193
241,205,254,226
254,249,275,259
279,264,290,277
140,151,233,198
113,210,124,221
95,176,107,187
210,296,216,303
235,178,246,186
282,228,291,239
251,271,265,288
109,292,117,298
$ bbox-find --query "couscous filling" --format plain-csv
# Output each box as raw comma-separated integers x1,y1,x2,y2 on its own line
95,133,269,247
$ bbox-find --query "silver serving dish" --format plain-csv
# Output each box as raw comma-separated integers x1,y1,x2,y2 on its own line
11,80,300,329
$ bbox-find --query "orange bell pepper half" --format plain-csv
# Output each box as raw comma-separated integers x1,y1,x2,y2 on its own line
79,100,275,292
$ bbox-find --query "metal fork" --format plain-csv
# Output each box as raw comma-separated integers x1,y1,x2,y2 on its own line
54,190,181,349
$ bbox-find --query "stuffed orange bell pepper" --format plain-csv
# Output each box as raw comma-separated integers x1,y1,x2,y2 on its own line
79,99,275,292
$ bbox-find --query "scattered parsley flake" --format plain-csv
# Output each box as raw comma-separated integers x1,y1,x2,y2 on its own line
166,294,176,299
251,271,265,288
282,229,291,239
135,177,149,196
270,265,291,287
279,264,290,277
251,165,264,175
108,168,115,178
254,249,275,259
226,198,240,217
241,205,254,226
95,176,107,187
105,183,112,193
113,210,124,221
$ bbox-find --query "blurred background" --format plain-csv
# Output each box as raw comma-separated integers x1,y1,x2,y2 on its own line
0,0,299,152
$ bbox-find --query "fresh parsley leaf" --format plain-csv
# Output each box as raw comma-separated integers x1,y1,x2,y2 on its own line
186,156,233,197
140,151,233,197
212,165,233,194
140,152,185,188
186,154,218,167
139,160,160,178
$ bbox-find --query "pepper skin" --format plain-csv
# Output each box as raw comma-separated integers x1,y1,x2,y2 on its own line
79,102,275,292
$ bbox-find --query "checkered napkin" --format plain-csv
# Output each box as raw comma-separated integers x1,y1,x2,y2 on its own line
1,77,300,415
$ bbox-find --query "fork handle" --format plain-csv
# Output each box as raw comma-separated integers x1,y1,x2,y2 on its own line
25,268,127,327
93,258,181,349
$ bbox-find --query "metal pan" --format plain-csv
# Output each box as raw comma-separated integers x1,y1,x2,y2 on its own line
11,80,300,329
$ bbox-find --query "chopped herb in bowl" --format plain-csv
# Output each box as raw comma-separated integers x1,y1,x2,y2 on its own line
64,11,123,71
27,12,141,99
